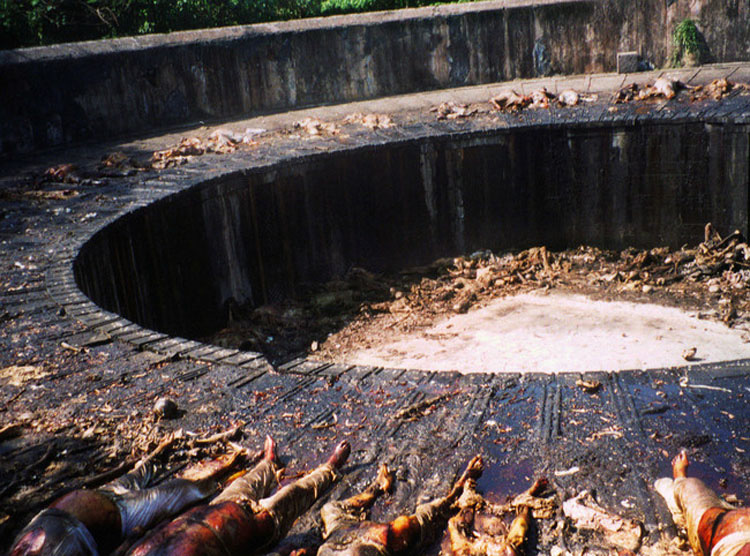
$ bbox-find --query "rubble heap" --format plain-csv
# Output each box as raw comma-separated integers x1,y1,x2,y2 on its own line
209,224,750,364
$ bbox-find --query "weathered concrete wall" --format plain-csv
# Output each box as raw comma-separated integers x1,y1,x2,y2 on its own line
74,121,750,339
2,0,749,156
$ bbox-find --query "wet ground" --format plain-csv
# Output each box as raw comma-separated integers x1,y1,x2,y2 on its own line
1,64,750,555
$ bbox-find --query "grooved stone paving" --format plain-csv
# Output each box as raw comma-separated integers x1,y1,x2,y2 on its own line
1,65,749,554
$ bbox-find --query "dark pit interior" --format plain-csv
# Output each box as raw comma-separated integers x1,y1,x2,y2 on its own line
74,121,749,342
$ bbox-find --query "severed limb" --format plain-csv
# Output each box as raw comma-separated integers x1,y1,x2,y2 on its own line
332,455,484,556
384,455,484,553
654,450,749,556
505,506,532,553
317,455,483,556
448,506,532,556
448,476,544,556
494,477,556,520
321,463,394,538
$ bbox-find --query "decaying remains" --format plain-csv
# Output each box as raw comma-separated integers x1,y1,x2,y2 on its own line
613,78,750,104
448,476,556,556
126,437,350,556
489,88,595,112
562,490,643,552
318,455,483,556
9,435,247,556
655,450,750,556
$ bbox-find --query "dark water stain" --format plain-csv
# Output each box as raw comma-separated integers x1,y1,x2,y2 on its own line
475,457,537,505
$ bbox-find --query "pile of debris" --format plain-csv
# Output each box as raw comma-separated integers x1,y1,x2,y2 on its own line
613,77,750,104
432,102,478,120
0,159,122,202
489,87,597,112
208,224,749,363
151,128,262,168
291,117,340,137
343,112,395,129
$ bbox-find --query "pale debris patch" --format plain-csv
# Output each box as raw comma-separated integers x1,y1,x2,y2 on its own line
341,291,750,373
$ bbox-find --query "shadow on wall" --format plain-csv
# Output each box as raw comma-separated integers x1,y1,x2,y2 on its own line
74,121,749,340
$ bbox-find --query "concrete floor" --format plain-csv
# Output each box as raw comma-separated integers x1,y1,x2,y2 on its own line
1,64,750,554
341,291,750,373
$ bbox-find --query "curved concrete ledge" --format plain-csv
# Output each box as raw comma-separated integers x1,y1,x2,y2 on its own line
3,0,750,155
65,90,749,372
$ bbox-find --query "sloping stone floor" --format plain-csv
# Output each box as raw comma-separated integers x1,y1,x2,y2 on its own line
1,63,749,554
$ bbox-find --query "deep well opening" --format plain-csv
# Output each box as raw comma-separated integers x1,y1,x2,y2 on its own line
73,121,750,371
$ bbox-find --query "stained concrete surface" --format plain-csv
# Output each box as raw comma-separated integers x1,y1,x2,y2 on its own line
1,65,750,554
340,291,750,373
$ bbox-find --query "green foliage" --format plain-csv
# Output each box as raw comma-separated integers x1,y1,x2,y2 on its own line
669,18,702,67
319,0,447,16
0,0,482,49
0,0,315,49
320,0,404,15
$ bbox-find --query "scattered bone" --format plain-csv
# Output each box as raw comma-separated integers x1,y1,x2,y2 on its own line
557,89,580,106
207,127,260,153
705,222,722,244
432,102,477,119
576,379,602,393
528,87,555,108
294,117,339,136
615,79,681,103
587,425,624,441
344,113,394,129
678,375,732,393
689,78,750,101
699,78,732,100
362,113,393,129
208,129,244,153
489,88,593,112
563,491,643,551
554,466,580,477
681,347,697,361
490,89,529,111
151,128,260,167
613,83,640,103
392,393,449,421
152,137,205,168
98,152,147,176
210,226,750,364
188,423,243,446
61,340,90,355
43,163,80,184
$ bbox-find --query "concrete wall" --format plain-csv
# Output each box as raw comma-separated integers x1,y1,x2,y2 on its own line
2,0,749,156
74,121,750,339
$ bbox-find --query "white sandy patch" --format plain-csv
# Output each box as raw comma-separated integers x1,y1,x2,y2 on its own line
343,291,750,373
